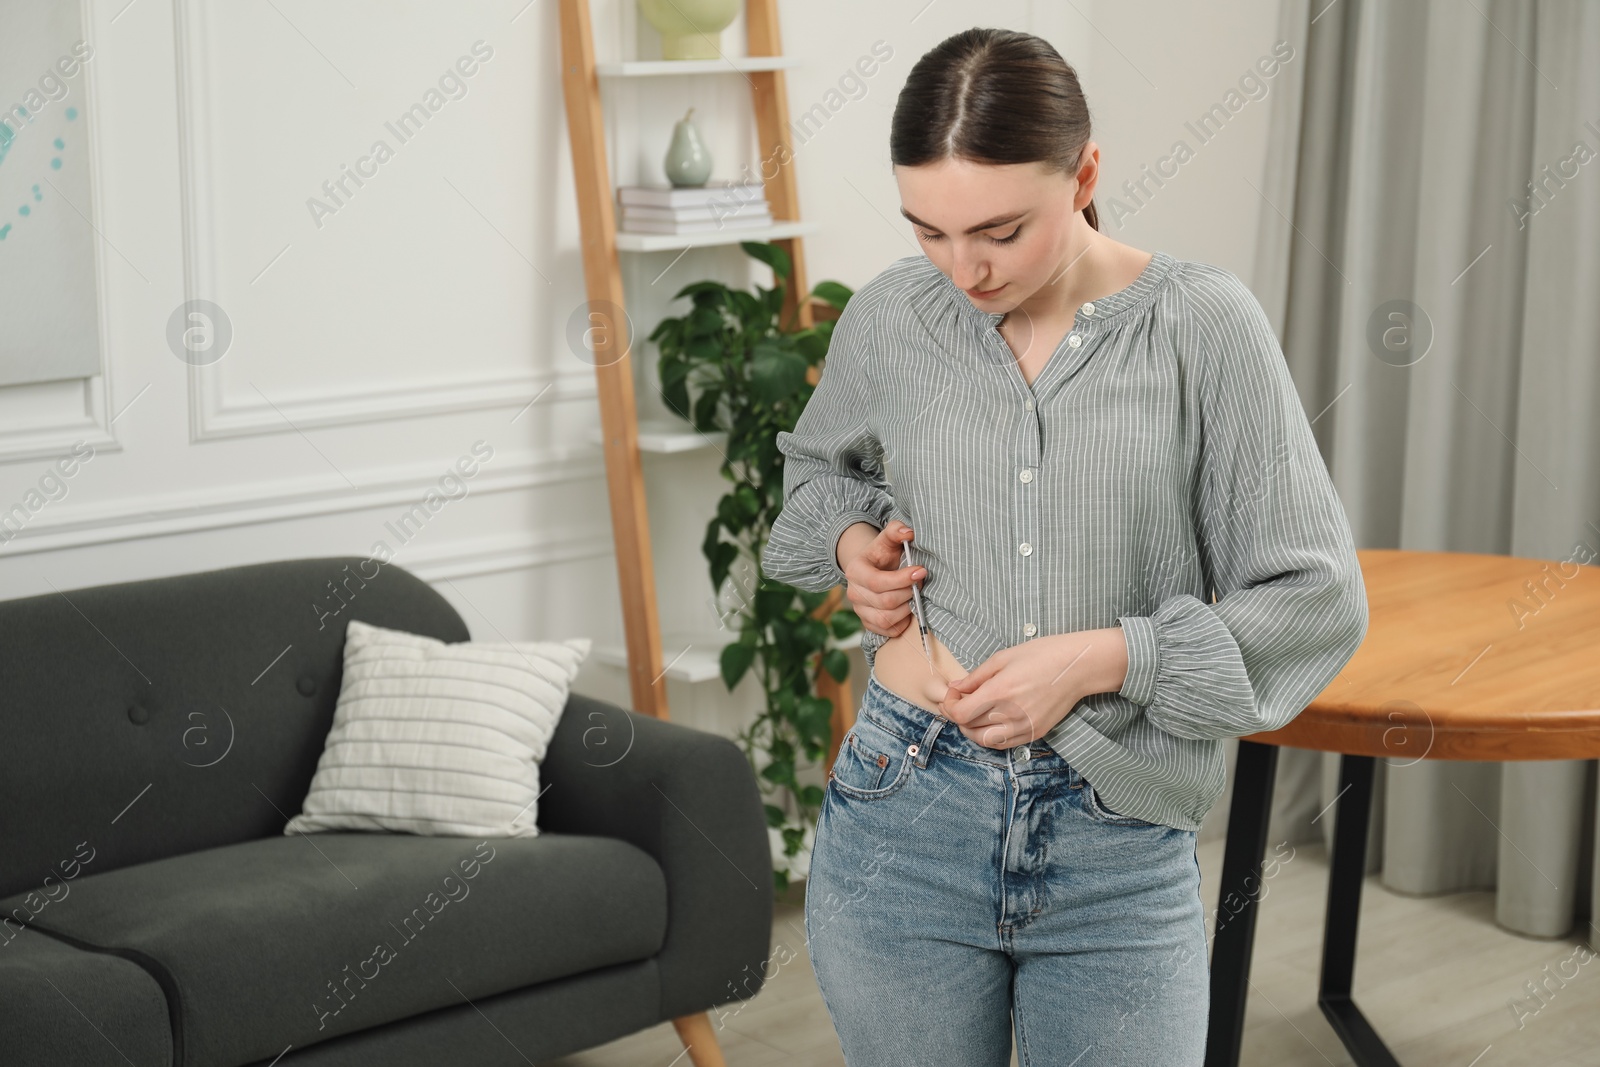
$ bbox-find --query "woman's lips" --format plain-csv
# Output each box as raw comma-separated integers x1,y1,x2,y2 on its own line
966,283,1006,298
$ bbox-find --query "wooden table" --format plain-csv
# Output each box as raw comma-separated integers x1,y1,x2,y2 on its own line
1205,548,1600,1067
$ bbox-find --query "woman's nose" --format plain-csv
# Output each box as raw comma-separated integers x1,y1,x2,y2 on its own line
951,250,991,290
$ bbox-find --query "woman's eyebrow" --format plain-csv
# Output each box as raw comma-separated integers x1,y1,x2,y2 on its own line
898,207,1028,233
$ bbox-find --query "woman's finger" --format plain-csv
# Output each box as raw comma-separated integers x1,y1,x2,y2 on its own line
851,567,925,611
863,600,916,638
853,582,918,614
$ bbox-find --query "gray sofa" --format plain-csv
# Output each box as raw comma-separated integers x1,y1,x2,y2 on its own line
0,557,773,1066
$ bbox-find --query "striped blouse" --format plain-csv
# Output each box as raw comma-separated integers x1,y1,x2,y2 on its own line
758,249,1369,831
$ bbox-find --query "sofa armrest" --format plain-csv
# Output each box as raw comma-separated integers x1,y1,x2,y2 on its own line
537,691,774,1020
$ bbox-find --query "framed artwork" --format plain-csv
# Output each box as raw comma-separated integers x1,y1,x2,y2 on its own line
0,2,100,387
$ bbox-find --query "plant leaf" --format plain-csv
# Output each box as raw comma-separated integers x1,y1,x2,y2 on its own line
734,483,761,521
829,610,862,639
728,289,761,322
689,305,724,336
742,240,792,280
795,330,829,362
750,343,809,405
707,540,738,595
672,280,731,302
692,386,723,432
755,585,792,626
800,695,834,739
822,648,850,683
660,372,690,419
720,639,755,690
810,280,853,311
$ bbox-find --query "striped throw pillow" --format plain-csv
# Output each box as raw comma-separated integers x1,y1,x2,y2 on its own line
284,619,591,838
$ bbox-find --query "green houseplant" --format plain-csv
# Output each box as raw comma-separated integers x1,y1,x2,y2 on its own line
647,240,859,892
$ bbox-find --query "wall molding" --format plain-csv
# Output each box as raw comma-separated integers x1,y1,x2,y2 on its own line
194,368,597,440
385,526,615,584
170,0,583,441
0,397,120,465
0,0,123,466
2,525,615,607
0,442,603,558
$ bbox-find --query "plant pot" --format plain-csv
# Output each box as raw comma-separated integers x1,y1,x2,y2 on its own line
638,0,741,61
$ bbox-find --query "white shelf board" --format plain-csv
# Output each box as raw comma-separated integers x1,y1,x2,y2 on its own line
593,628,863,684
615,220,820,253
597,56,801,77
586,418,726,454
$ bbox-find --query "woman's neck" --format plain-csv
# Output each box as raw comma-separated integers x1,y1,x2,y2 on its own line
1006,232,1140,327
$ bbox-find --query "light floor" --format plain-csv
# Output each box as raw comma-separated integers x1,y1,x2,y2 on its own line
545,838,1600,1066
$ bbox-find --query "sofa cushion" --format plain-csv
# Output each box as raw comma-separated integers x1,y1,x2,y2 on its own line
0,923,174,1066
284,619,591,838
0,832,666,1067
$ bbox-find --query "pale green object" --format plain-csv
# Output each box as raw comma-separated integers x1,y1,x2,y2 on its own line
664,107,713,187
637,0,740,60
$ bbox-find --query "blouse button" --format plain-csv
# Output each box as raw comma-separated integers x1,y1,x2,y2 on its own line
1019,542,1033,556
1067,333,1083,349
1019,469,1033,483
1082,301,1096,316
1024,397,1035,411
1023,622,1038,637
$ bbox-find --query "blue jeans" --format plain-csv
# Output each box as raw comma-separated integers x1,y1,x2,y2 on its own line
805,671,1209,1066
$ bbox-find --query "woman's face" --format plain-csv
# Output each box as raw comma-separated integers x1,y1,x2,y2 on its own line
894,154,1094,310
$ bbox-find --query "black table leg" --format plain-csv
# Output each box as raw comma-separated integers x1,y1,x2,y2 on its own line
1319,753,1401,1066
1204,739,1279,1067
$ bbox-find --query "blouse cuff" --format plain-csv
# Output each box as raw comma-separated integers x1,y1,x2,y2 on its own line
1115,615,1160,706
824,508,889,588
1116,593,1259,741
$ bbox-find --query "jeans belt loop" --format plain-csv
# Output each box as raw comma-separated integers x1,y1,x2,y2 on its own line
912,714,946,770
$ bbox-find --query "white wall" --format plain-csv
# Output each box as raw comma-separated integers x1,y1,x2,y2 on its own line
0,1,1288,760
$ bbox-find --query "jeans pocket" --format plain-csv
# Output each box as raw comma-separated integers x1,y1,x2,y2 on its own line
1082,777,1162,828
829,714,915,801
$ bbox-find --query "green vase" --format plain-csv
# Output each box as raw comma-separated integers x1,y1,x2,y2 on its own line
664,107,713,187
638,0,741,61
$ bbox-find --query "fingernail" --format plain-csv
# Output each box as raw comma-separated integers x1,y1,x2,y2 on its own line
914,569,925,579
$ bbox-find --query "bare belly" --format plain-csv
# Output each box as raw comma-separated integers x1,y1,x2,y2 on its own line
870,623,965,715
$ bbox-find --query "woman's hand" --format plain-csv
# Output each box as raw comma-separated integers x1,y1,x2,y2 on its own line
938,628,1130,749
837,520,925,639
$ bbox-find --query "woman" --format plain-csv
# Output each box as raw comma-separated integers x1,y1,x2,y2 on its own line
759,27,1367,1067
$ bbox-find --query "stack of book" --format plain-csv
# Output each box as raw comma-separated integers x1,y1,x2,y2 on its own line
616,181,772,235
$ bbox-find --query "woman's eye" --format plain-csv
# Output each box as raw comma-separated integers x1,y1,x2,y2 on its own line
916,228,1020,245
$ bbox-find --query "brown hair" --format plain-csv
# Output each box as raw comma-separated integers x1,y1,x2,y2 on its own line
890,28,1099,232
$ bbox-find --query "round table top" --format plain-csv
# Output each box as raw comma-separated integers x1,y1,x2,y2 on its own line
1243,548,1600,761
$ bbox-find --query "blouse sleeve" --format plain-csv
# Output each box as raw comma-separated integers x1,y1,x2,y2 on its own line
759,290,895,593
1114,274,1369,741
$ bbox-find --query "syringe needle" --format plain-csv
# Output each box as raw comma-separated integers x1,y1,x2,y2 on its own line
902,538,934,664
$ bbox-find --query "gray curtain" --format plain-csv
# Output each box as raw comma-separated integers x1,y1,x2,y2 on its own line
1225,0,1599,946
